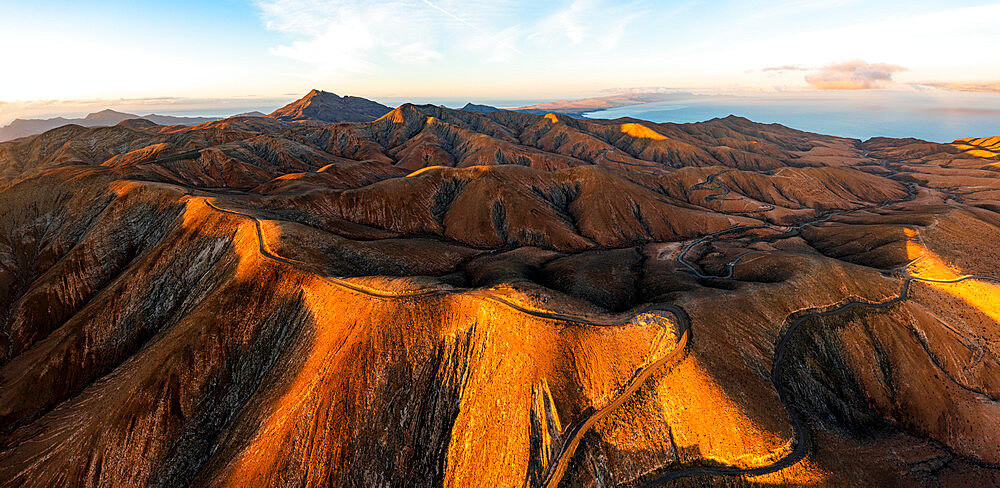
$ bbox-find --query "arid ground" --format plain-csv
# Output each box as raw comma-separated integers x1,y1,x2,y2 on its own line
1,91,999,487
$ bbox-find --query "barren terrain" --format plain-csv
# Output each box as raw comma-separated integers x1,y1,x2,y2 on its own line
1,91,998,487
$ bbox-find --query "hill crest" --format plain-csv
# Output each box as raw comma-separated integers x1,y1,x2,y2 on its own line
267,89,392,123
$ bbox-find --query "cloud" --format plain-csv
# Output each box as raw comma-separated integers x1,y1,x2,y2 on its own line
255,1,645,73
761,65,806,72
805,60,906,90
255,0,523,73
531,0,643,50
915,81,1000,94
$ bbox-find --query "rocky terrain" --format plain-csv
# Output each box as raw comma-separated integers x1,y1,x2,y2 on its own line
0,90,998,487
268,89,393,123
0,90,393,143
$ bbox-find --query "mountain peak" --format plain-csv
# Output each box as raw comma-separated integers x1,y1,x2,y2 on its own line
87,108,130,115
83,109,136,122
460,102,500,113
233,110,267,118
305,88,337,98
268,89,391,123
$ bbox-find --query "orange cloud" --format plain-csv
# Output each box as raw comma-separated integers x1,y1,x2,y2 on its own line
805,60,906,90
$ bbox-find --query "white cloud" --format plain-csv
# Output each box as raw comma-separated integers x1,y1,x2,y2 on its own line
255,0,525,73
550,0,589,45
732,4,1000,77
391,43,444,64
268,12,376,73
805,60,906,90
529,0,643,49
255,1,644,73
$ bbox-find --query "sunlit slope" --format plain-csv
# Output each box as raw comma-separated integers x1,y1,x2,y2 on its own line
1,95,1000,487
952,136,1000,158
0,177,683,487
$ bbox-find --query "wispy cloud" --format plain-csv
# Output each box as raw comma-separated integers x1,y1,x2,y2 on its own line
761,65,807,72
420,0,522,55
915,81,1000,94
530,0,644,49
255,1,644,72
804,60,906,90
255,0,525,72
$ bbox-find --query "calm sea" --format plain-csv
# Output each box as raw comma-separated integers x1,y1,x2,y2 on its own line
583,91,1000,143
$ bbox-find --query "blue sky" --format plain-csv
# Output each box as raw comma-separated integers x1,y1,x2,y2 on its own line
1,0,999,121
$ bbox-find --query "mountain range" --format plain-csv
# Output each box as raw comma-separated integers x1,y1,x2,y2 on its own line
0,90,672,143
0,109,219,142
0,89,999,487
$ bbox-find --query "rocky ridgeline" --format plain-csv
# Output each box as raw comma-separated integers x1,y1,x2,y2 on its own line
1,92,999,487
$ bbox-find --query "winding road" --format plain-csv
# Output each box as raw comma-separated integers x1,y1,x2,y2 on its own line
540,312,690,488
637,170,1000,485
678,176,919,280
203,197,685,327
690,169,776,213
198,194,696,488
643,268,1000,486
596,148,662,170
196,169,998,487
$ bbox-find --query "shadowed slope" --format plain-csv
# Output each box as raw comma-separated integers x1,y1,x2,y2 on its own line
1,96,999,487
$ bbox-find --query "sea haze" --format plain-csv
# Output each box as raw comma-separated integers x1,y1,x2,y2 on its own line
583,90,1000,143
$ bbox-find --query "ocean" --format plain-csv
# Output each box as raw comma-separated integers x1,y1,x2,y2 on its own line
582,91,1000,143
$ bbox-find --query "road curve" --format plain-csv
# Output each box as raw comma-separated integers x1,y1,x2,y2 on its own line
689,169,775,213
201,197,685,328
540,306,691,488
643,173,998,485
198,194,696,487
199,185,1000,486
642,266,1000,485
678,179,919,280
597,149,662,170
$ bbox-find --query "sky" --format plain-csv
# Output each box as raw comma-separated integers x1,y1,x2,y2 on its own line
1,0,999,124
